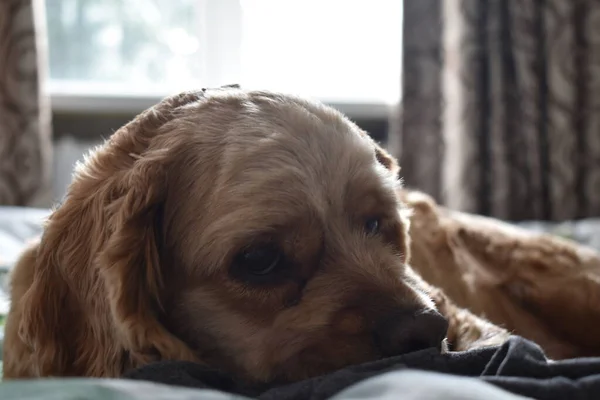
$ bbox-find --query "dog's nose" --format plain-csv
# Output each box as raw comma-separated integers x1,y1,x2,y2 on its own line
373,309,449,357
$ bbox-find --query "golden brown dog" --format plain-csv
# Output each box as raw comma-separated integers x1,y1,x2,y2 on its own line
3,86,508,383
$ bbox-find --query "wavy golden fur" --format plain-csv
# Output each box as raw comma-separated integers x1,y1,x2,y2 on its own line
3,86,507,383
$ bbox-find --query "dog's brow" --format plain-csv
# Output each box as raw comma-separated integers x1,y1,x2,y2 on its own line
345,183,397,215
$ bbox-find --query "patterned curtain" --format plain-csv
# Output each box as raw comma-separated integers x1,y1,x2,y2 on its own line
392,0,600,221
0,0,52,206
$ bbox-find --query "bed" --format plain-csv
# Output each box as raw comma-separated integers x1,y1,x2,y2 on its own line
2,206,600,399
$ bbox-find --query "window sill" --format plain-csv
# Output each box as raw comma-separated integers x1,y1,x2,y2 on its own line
49,91,395,120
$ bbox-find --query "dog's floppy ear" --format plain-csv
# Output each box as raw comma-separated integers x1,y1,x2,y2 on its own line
358,129,400,177
98,149,198,367
366,138,411,263
13,90,203,377
374,142,400,178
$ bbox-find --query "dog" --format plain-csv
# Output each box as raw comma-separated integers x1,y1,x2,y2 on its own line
3,86,508,383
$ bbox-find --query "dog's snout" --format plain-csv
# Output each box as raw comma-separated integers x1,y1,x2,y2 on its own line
373,309,449,357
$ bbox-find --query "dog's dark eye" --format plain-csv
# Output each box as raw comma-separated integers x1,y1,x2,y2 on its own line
365,218,381,235
234,245,283,276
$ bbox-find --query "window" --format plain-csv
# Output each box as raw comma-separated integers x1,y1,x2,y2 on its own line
45,0,403,117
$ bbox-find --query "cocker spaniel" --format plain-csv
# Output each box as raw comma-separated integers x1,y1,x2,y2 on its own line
3,86,508,383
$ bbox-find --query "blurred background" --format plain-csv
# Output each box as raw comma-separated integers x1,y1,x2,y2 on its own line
2,0,600,223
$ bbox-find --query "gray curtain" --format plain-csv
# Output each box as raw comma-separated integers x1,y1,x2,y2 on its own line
392,0,600,221
0,0,52,206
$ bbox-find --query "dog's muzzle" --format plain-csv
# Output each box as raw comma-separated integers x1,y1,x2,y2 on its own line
372,309,449,357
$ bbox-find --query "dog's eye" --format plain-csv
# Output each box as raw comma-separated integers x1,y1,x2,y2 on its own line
365,218,381,235
234,245,283,276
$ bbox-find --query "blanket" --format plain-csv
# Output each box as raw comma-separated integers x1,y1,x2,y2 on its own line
124,336,600,400
0,370,527,399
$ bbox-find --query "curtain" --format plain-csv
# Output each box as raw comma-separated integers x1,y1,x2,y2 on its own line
0,0,52,206
393,0,600,221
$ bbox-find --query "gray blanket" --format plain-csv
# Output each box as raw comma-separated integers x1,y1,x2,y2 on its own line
122,336,600,400
0,370,526,400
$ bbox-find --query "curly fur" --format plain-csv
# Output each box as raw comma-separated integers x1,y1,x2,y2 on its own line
3,87,508,382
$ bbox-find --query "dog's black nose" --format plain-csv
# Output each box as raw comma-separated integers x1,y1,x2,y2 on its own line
373,309,449,357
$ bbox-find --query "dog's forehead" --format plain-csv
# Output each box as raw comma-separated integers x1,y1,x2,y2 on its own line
216,98,379,205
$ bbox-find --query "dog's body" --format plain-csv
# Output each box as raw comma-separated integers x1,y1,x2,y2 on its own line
3,87,508,383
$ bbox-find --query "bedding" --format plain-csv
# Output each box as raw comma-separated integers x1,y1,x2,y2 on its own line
2,204,600,398
0,370,526,400
122,336,600,399
1,337,598,399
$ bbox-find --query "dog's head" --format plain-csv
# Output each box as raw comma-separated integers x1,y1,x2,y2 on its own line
17,87,447,382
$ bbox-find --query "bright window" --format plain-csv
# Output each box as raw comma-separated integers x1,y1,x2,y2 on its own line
45,0,403,113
